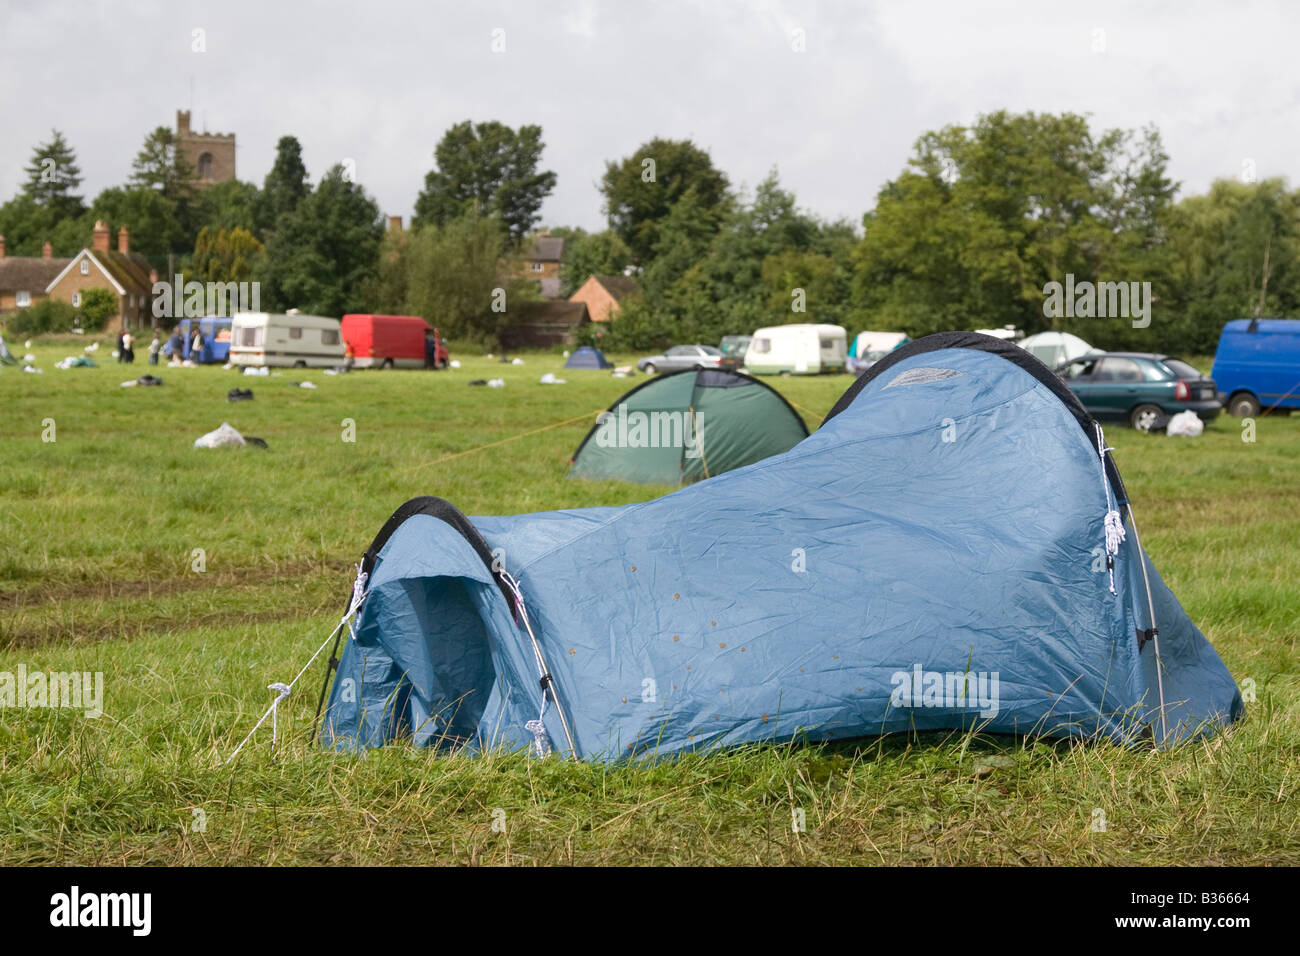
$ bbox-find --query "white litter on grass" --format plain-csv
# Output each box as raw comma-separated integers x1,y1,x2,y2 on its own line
539,373,566,384
22,365,41,374
120,379,138,387
22,354,35,362
243,366,270,376
111,350,120,358
322,368,339,375
223,362,234,369
1166,410,1205,438
194,422,246,448
298,381,317,389
487,378,506,388
448,359,461,369
85,342,99,351
511,357,525,365
24,340,32,349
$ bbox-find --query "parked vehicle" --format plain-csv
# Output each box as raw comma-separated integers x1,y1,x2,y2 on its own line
848,331,909,373
637,344,724,375
340,314,447,369
745,324,847,375
174,317,232,364
1210,318,1300,416
228,312,344,368
718,335,752,371
1055,352,1220,431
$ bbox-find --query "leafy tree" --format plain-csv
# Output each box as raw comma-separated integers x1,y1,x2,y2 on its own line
193,227,264,283
258,164,383,315
130,127,194,201
89,186,185,260
601,138,730,263
550,227,634,296
400,213,526,344
193,180,262,236
22,130,85,221
260,136,310,230
413,121,557,244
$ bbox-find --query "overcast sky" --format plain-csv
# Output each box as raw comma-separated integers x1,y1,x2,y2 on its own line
2,0,1297,233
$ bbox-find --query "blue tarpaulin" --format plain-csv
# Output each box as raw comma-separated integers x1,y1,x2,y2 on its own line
320,332,1243,760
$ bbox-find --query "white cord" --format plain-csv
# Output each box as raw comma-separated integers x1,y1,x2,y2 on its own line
1094,424,1126,594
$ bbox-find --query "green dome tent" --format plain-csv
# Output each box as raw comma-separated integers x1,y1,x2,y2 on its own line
569,367,808,485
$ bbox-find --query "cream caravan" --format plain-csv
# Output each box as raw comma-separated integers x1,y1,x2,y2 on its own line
229,312,345,368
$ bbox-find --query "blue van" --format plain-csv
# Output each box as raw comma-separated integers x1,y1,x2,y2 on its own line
173,317,233,364
1211,319,1300,416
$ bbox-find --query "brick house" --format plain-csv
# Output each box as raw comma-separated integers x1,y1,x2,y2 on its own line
516,233,565,299
44,222,155,330
0,235,71,313
568,274,641,322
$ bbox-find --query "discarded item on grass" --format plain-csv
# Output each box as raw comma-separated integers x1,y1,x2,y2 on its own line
488,378,505,388
448,359,461,369
289,381,317,389
22,364,41,374
511,357,525,366
317,332,1243,761
468,379,488,386
23,354,35,363
121,375,164,388
55,355,96,369
322,368,339,376
243,366,270,376
194,422,246,448
1166,410,1205,437
539,373,566,384
228,388,254,402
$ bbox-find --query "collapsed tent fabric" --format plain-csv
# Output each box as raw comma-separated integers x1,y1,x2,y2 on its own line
564,346,613,370
568,368,809,485
1018,331,1094,369
319,332,1243,761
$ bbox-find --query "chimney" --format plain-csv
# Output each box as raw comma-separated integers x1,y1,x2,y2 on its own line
0,235,5,259
388,215,403,233
42,241,53,259
92,221,111,254
118,227,130,255
177,109,191,135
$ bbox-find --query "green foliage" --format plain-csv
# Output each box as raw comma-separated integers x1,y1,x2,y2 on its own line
3,298,78,336
193,227,264,284
258,165,384,316
550,227,634,297
397,213,517,345
413,121,557,244
78,287,119,328
22,129,85,221
192,179,262,236
601,138,731,263
259,136,310,232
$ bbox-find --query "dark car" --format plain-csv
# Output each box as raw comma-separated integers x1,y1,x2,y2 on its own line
1055,352,1221,431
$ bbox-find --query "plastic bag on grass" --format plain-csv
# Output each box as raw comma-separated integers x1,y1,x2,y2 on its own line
1166,410,1204,438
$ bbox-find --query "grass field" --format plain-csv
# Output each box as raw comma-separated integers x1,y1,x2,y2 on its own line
0,336,1296,865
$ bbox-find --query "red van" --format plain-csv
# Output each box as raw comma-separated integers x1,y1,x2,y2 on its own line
340,314,450,369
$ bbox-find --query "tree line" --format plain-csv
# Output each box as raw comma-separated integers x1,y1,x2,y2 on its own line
2,112,1295,353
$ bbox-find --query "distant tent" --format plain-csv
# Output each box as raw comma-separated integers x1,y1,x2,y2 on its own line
569,368,808,485
1019,331,1094,369
0,334,18,366
564,346,613,370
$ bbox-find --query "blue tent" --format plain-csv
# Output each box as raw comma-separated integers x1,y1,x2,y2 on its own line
564,346,613,369
319,332,1243,760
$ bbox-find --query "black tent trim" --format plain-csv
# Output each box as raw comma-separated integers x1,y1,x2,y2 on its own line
569,367,810,464
823,331,1129,505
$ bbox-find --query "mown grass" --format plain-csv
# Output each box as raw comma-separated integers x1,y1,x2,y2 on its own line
0,338,1295,865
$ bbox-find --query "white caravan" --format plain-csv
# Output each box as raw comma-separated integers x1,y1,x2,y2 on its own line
745,323,847,375
228,312,345,368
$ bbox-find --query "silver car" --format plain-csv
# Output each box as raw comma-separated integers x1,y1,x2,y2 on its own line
637,344,724,374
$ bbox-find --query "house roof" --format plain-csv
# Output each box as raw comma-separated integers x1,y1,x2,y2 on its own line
591,274,640,301
527,236,565,261
44,249,154,296
0,256,73,293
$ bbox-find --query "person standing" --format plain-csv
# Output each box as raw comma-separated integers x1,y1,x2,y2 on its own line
148,333,161,366
116,329,126,364
122,329,135,364
190,326,204,363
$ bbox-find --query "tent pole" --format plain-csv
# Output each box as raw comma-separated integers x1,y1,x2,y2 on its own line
1123,505,1170,747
